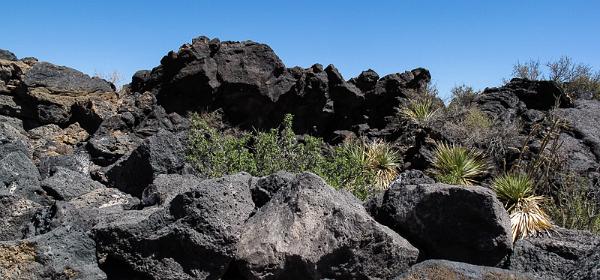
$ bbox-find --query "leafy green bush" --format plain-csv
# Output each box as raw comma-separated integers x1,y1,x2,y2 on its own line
187,112,400,200
432,142,487,185
492,173,553,241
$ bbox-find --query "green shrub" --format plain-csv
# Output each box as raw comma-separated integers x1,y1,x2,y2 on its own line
448,85,480,110
464,108,492,131
187,112,398,200
492,173,553,241
187,112,256,177
546,175,600,233
432,142,487,185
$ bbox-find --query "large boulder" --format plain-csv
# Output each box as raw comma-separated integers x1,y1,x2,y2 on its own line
40,167,104,201
0,186,137,280
369,181,512,266
234,172,419,279
554,99,600,173
0,49,17,61
22,62,117,127
505,228,600,280
394,259,539,280
103,129,187,197
0,140,44,203
93,173,256,280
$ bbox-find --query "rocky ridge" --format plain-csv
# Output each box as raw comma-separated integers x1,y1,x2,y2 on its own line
1,36,599,279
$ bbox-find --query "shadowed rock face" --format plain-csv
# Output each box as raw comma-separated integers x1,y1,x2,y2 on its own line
0,49,17,61
132,36,432,139
368,180,512,266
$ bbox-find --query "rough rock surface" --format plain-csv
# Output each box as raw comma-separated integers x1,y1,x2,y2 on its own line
369,181,512,266
2,37,600,279
506,228,600,280
0,49,17,61
103,129,187,197
395,259,539,280
234,172,420,280
22,62,117,127
132,36,432,139
93,173,255,280
40,167,104,201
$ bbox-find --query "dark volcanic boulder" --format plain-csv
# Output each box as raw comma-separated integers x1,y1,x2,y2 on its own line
395,259,539,280
103,129,186,197
0,142,44,203
37,151,91,180
0,49,17,61
369,182,512,266
506,228,600,280
554,100,600,172
0,186,137,280
141,173,204,207
0,194,43,241
22,61,117,126
475,78,571,123
41,167,104,201
93,173,256,280
234,172,419,280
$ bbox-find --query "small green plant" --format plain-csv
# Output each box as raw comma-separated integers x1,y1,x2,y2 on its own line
432,142,487,185
448,85,480,110
493,173,553,241
365,140,400,191
546,174,600,233
464,108,492,131
401,98,439,124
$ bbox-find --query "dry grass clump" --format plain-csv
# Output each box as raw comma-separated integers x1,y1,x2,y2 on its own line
493,173,552,241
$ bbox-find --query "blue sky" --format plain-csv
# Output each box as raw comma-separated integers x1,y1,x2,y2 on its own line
3,1,599,99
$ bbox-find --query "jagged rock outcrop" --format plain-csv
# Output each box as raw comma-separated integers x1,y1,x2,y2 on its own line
131,36,432,139
2,37,600,280
368,179,513,266
0,49,17,61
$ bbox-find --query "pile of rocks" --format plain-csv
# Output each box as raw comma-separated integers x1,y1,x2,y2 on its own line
1,36,599,279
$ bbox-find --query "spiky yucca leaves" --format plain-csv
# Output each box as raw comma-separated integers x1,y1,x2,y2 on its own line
365,140,401,191
401,98,439,124
493,173,553,241
432,142,487,185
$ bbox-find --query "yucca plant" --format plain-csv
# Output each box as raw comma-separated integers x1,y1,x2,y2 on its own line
401,98,439,124
365,140,401,191
493,173,553,241
432,142,487,185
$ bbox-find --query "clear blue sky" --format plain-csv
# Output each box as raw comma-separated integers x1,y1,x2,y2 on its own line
3,1,599,99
